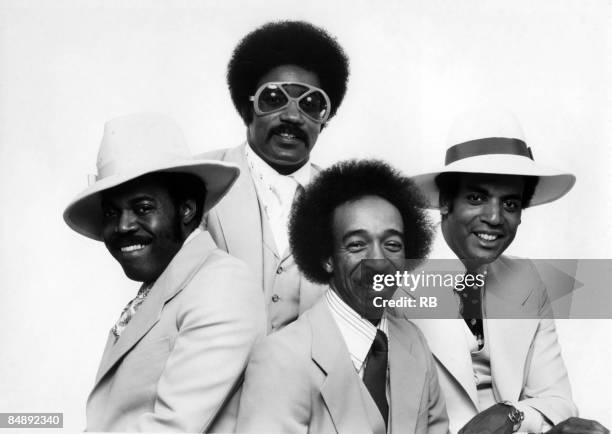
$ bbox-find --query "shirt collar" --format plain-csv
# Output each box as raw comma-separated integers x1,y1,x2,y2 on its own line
140,227,202,291
184,226,202,245
325,289,389,372
245,141,311,187
432,223,490,275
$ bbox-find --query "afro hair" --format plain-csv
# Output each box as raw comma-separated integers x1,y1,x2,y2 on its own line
227,20,350,125
289,159,434,284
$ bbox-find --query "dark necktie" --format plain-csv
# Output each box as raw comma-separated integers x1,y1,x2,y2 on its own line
363,329,389,428
457,276,484,350
294,183,305,201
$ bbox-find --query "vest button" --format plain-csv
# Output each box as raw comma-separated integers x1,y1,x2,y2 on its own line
271,294,280,302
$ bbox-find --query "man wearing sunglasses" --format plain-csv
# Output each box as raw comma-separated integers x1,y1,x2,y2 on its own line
199,21,350,333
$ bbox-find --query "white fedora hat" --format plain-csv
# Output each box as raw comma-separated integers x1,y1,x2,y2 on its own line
412,108,576,208
64,113,240,241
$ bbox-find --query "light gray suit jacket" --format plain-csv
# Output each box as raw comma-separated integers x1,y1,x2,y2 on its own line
86,231,266,432
197,144,326,332
236,297,449,434
408,256,578,433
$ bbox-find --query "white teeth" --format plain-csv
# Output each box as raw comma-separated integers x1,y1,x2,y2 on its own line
121,244,146,253
279,132,297,139
476,233,498,241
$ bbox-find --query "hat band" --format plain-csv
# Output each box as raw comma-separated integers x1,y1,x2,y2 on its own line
445,137,533,165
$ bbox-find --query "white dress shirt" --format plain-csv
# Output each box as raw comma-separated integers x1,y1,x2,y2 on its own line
325,290,389,377
245,144,311,255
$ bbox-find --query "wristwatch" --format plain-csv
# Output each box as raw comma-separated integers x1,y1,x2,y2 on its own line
499,401,525,432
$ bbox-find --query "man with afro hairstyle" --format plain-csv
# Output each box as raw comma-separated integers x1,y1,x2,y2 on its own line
199,21,350,333
236,160,449,434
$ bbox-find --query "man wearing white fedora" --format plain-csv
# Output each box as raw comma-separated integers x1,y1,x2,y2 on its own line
409,109,606,433
63,113,265,432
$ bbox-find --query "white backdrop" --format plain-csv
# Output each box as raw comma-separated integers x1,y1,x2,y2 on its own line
0,0,610,431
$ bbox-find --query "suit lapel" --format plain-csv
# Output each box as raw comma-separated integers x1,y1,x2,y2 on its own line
486,317,538,402
357,381,387,434
387,314,427,434
93,277,167,386
411,318,479,410
484,258,539,402
259,189,280,284
94,330,118,383
280,164,321,263
214,144,267,285
309,301,384,434
92,231,216,388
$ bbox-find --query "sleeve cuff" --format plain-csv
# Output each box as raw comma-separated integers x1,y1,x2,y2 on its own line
513,402,553,433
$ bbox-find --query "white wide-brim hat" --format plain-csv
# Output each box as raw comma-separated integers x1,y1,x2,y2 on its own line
64,113,240,241
412,109,576,208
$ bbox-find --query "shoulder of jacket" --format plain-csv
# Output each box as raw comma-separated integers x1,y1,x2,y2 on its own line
195,144,242,161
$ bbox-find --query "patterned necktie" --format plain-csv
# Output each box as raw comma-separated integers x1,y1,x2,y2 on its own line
363,329,389,428
111,285,151,340
457,274,484,349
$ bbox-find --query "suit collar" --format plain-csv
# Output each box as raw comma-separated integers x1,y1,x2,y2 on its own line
485,256,539,312
93,231,218,388
244,142,312,188
324,290,388,372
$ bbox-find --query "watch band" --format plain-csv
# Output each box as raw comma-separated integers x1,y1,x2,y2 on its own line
499,401,525,432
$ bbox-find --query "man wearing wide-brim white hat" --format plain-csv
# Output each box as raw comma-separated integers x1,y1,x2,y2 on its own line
64,113,265,432
407,109,605,434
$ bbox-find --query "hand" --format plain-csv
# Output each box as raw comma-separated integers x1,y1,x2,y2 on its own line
458,403,515,434
547,417,609,434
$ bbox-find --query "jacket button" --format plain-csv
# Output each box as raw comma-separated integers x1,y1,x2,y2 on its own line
276,266,284,274
271,294,280,302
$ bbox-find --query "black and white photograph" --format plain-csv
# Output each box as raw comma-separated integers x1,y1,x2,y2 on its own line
0,1,610,433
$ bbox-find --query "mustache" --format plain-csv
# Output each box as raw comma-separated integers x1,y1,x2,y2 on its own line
106,234,152,249
351,259,402,287
269,124,307,141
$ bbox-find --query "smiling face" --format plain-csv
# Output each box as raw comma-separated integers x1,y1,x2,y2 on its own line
246,64,323,175
324,195,406,322
101,175,194,284
441,174,525,270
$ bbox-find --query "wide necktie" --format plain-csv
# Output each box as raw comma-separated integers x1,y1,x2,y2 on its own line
457,276,484,349
363,329,389,428
111,285,151,340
